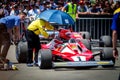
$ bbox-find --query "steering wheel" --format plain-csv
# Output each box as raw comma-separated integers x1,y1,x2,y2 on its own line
68,38,76,43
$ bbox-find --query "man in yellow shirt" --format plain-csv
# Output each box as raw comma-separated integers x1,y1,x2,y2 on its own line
26,19,54,67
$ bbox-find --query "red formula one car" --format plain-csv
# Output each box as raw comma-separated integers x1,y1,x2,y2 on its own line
15,28,115,69
37,29,115,69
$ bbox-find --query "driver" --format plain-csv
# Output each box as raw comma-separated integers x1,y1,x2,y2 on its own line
47,28,72,50
58,28,72,40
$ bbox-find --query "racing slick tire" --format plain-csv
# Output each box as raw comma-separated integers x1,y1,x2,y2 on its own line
38,49,53,69
80,39,91,50
16,41,27,63
100,47,115,67
80,32,91,39
99,36,112,47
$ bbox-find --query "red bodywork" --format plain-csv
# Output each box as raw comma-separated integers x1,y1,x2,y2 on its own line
41,29,93,62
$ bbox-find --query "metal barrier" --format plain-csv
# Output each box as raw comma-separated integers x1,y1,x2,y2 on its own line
20,15,113,39
75,15,113,39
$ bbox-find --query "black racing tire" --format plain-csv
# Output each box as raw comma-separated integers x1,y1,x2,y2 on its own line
80,39,91,50
99,36,112,47
100,47,115,67
16,41,27,63
38,49,53,69
80,32,91,39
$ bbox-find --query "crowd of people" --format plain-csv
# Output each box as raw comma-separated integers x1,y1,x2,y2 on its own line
0,0,120,20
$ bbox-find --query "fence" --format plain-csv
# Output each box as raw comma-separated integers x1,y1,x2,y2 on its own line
75,15,113,39
20,15,113,40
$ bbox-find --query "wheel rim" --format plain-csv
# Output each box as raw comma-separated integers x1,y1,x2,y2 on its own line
16,43,20,61
38,53,41,67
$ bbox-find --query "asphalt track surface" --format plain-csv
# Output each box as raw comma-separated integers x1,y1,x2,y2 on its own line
0,45,120,80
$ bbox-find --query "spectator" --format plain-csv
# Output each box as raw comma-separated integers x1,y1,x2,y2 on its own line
4,3,11,14
109,0,114,6
76,0,89,18
49,0,57,9
111,4,120,59
113,1,120,11
35,0,40,7
56,1,64,10
0,9,4,18
18,4,25,13
0,12,27,62
85,1,91,9
1,4,9,17
45,1,52,10
26,19,54,67
101,1,114,15
90,0,96,4
39,1,46,12
88,3,100,15
10,4,19,16
29,0,35,6
62,0,77,21
23,5,30,14
27,5,40,21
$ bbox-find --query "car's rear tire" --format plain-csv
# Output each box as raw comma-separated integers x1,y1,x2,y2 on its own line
80,32,91,39
80,39,91,50
16,41,27,63
38,49,53,69
99,36,112,47
100,47,115,68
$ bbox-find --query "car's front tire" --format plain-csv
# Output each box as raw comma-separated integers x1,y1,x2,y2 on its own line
38,49,53,69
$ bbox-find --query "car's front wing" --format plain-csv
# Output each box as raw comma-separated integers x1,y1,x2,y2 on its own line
53,61,114,68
